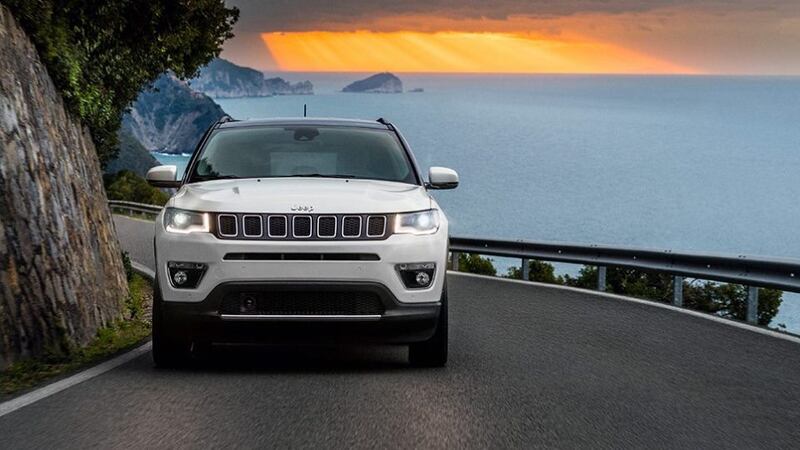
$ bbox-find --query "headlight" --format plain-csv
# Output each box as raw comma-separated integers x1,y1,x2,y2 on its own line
164,208,210,234
394,209,440,235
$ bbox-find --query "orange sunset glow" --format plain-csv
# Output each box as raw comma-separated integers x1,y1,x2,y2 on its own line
261,31,696,74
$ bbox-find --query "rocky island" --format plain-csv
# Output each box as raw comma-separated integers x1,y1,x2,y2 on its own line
191,58,313,98
342,72,403,93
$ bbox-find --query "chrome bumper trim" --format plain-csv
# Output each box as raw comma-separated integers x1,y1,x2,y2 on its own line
219,314,382,322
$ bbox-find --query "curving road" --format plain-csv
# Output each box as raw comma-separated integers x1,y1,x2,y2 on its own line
0,215,798,448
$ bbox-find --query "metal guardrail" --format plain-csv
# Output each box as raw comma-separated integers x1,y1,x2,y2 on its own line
450,237,800,324
108,200,800,324
108,200,163,217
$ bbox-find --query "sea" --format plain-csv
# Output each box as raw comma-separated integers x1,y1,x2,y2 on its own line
153,73,800,331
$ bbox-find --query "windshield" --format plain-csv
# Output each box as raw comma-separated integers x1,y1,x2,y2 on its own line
188,125,418,184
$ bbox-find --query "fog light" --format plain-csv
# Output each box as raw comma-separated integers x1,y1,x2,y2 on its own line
396,263,435,289
167,261,207,289
173,270,188,285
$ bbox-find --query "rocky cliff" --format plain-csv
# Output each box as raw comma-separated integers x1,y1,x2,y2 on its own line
122,73,226,155
190,58,313,98
0,6,128,368
105,130,159,177
342,73,403,93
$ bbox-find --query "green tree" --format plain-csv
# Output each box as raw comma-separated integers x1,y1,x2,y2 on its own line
564,266,782,326
683,281,782,326
506,260,563,284
5,0,238,164
456,253,497,276
105,170,169,206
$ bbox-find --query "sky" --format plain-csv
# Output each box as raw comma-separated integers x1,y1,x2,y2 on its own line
220,0,800,75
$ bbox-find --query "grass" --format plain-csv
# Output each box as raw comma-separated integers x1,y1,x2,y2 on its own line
0,274,152,398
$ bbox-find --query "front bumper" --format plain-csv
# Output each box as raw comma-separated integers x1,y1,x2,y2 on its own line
154,215,449,305
159,281,441,344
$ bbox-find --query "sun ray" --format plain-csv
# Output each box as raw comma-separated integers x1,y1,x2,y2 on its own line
261,31,696,74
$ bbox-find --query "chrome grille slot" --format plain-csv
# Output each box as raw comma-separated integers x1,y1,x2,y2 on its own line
243,215,263,237
317,216,336,238
293,216,312,238
214,213,393,240
342,216,361,238
218,214,238,237
367,216,386,237
268,216,287,237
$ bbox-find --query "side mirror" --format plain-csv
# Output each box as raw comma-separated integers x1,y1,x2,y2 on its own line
146,165,180,188
427,167,459,190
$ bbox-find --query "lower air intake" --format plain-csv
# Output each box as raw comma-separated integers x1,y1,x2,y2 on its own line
220,291,385,316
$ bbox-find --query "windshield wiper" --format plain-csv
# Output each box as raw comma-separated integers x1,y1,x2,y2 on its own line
287,173,357,179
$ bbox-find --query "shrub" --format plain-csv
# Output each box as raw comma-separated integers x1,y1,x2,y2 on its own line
506,260,563,284
121,251,133,282
457,253,497,276
105,170,169,206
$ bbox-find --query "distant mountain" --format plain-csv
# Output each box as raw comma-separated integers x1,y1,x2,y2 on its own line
122,73,226,155
105,129,159,177
190,58,313,98
343,73,403,93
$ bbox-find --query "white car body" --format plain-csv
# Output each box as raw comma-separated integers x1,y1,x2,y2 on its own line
147,117,457,367
155,178,449,304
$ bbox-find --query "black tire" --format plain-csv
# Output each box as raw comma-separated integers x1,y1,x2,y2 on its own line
409,283,448,367
151,280,191,368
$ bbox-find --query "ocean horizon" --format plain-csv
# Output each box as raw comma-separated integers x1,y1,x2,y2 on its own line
154,73,800,331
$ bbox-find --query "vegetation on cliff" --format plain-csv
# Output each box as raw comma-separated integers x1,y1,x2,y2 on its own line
4,0,238,164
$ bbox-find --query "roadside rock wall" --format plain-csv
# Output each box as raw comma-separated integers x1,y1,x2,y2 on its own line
0,5,128,368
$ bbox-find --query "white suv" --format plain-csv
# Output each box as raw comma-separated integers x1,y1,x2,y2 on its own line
146,117,458,367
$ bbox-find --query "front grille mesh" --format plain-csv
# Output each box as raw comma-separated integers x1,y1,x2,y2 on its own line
293,216,312,237
218,215,237,236
367,216,386,236
215,213,392,240
220,290,385,316
317,217,336,237
269,216,287,237
243,216,262,236
342,217,361,237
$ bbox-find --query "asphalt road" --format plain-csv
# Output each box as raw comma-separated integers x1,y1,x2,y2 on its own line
0,215,798,448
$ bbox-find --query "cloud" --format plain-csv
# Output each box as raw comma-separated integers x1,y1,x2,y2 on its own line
229,0,797,32
222,0,800,74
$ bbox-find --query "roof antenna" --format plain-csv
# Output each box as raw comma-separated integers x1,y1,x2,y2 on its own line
303,104,307,117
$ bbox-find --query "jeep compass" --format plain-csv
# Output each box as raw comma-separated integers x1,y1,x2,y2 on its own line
146,117,458,367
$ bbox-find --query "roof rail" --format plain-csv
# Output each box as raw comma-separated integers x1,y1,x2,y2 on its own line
215,115,236,127
376,117,394,130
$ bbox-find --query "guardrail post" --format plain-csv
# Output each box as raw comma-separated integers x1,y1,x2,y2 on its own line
450,252,460,272
747,286,759,324
673,276,684,307
521,258,530,281
597,266,607,292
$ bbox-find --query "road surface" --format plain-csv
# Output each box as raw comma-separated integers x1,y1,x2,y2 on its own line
0,215,798,448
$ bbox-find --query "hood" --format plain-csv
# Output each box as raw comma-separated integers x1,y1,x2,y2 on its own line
169,178,432,214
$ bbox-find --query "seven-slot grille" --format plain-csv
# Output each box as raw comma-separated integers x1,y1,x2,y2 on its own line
213,213,394,240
